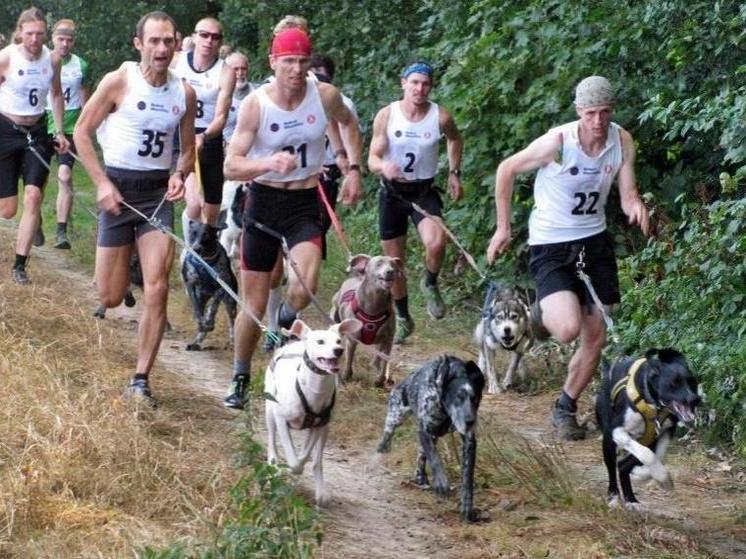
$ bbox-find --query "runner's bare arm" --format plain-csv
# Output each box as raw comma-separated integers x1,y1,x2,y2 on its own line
487,130,562,264
224,93,296,180
168,83,197,201
320,83,363,204
617,128,650,236
73,69,127,213
201,63,236,142
0,48,9,87
440,107,463,201
368,106,400,181
49,53,69,153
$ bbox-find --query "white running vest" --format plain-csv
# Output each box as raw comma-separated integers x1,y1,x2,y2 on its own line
173,52,223,129
0,44,54,116
223,82,254,144
49,53,86,110
528,120,623,245
323,93,358,165
384,101,440,180
97,62,186,171
248,79,329,183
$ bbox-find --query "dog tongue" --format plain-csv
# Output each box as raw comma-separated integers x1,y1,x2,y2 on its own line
672,402,695,423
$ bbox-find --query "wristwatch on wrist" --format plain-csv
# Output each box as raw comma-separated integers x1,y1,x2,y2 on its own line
334,148,348,158
348,163,362,174
449,168,461,178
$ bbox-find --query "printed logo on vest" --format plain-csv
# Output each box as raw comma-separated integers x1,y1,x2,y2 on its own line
569,166,579,175
137,101,146,110
270,123,279,132
424,131,431,139
172,105,180,115
394,130,402,137
603,164,613,174
18,70,24,76
307,114,316,124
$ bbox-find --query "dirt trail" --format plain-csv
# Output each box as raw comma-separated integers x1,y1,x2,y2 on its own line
7,226,745,558
11,231,453,559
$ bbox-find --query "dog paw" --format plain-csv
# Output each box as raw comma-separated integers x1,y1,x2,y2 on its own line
413,474,429,489
631,465,652,482
315,487,331,507
650,463,672,488
461,506,487,523
624,501,646,513
607,495,622,509
289,463,305,476
93,307,106,319
185,343,201,351
432,479,451,497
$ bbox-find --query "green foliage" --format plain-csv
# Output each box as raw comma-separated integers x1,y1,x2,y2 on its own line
139,432,322,558
616,196,746,457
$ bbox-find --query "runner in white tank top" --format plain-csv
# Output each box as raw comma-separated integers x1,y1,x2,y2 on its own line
221,28,363,410
368,62,464,340
45,19,92,250
173,17,236,229
0,8,69,285
73,11,197,405
486,76,650,441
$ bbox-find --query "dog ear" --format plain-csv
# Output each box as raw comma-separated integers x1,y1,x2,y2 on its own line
285,319,311,340
435,355,459,391
334,318,362,336
391,257,405,277
347,254,371,274
465,360,485,394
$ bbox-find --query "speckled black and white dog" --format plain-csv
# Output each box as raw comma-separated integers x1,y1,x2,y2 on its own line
376,355,485,521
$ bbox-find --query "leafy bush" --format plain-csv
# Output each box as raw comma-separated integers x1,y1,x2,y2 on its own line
616,196,746,457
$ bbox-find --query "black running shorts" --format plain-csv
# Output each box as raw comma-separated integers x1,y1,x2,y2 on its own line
196,127,224,205
529,231,620,306
378,178,443,241
0,115,53,198
97,167,173,247
241,181,323,272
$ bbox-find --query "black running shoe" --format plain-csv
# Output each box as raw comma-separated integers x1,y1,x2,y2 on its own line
32,225,45,247
551,399,586,441
124,290,136,307
11,267,30,285
54,231,71,249
224,375,249,410
124,377,157,408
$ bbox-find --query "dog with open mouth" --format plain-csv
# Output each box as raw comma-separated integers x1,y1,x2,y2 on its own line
595,348,700,508
473,285,534,394
264,318,362,506
330,254,401,386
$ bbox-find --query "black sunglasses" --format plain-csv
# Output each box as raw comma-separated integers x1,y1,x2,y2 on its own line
195,30,223,41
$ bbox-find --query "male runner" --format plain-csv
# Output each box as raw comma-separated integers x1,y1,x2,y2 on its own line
222,51,253,145
173,17,235,237
486,76,650,440
46,18,91,249
223,27,363,409
368,62,463,343
74,11,196,405
0,7,69,284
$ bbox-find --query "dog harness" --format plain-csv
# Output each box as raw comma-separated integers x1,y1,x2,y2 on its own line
610,358,671,446
268,351,337,430
339,289,390,344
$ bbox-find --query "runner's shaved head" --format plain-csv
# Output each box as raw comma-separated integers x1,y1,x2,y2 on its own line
195,17,223,32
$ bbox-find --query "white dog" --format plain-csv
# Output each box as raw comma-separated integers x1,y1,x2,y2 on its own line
264,318,361,506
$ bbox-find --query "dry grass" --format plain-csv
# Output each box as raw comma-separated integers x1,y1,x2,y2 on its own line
0,247,237,558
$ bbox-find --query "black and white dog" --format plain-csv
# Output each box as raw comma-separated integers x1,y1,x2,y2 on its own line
595,348,700,508
181,220,237,351
377,355,485,522
473,285,533,394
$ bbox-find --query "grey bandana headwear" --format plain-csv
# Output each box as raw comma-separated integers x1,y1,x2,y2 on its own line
574,76,615,107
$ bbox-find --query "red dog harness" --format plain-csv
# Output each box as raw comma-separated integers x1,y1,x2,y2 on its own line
339,289,390,345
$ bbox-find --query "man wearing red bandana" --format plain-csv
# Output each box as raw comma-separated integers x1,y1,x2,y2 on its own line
222,27,363,410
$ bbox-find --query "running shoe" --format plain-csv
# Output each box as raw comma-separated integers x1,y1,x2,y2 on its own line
224,374,249,410
32,226,45,247
54,231,71,250
393,315,415,344
551,399,586,441
124,377,157,408
420,277,446,319
11,267,30,285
